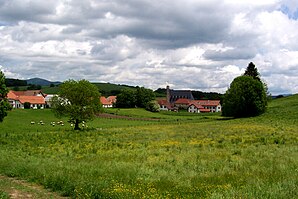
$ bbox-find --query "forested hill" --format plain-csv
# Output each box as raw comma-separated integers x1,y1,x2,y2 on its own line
5,78,60,87
6,77,222,98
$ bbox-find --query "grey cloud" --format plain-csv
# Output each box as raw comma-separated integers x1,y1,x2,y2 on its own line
0,0,57,23
203,48,257,61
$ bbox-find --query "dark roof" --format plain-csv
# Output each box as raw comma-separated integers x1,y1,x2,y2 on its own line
169,90,194,103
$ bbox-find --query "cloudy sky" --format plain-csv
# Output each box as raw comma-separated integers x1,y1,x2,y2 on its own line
1,0,298,94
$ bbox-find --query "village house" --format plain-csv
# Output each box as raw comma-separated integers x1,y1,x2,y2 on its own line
188,100,221,113
100,96,117,108
7,90,46,109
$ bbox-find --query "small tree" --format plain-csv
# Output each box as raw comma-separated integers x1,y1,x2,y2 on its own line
51,79,102,130
145,101,160,112
0,71,11,122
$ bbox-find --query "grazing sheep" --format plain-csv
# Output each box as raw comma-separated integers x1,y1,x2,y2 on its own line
30,121,35,125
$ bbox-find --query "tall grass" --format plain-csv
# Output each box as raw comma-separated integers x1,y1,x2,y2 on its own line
0,95,297,198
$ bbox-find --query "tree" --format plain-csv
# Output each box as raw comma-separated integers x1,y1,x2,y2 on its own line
0,71,11,122
244,62,270,99
51,79,102,130
115,89,136,108
135,87,155,108
244,62,260,81
115,87,155,108
222,76,267,118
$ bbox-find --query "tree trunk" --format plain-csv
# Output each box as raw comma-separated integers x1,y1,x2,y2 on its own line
74,119,80,130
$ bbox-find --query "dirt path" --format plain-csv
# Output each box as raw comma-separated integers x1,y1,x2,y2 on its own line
0,176,68,199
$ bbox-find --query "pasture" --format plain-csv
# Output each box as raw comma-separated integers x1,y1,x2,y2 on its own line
0,95,297,198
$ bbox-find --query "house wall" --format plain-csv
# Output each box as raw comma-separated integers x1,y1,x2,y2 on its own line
30,104,45,109
159,105,169,111
188,105,199,113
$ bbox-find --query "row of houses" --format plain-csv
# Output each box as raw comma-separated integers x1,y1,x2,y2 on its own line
7,86,220,114
7,90,117,109
157,86,221,113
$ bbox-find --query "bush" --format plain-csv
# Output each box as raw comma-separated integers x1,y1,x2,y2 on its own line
24,102,31,109
145,101,160,112
222,76,267,118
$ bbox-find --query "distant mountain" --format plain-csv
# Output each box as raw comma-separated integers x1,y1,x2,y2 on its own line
26,78,61,86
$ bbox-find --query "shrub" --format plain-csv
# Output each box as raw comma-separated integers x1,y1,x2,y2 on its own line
145,101,160,112
24,102,31,109
222,76,267,118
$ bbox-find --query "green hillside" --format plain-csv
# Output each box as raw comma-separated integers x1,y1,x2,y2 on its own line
0,95,297,198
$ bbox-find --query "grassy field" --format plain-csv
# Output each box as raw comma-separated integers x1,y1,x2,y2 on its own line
0,95,297,198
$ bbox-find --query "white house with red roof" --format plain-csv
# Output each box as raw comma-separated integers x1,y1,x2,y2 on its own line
188,103,210,113
100,96,117,108
7,90,46,109
195,100,221,112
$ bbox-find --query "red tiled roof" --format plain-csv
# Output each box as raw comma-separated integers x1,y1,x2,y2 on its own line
188,102,211,112
107,96,117,103
18,96,45,104
189,103,204,109
157,99,174,110
100,96,112,105
12,90,42,96
175,98,191,104
196,100,220,106
7,91,19,100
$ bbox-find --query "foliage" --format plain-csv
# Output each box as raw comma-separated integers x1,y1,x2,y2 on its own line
0,71,11,122
0,190,9,199
93,82,138,97
135,87,155,108
244,62,261,81
27,84,42,90
222,76,267,117
116,87,155,108
5,78,27,87
145,101,160,112
115,89,136,108
24,102,31,109
51,79,102,130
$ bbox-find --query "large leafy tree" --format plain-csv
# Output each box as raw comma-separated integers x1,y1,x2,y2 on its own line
222,75,267,118
115,87,155,108
0,71,11,122
51,79,102,130
115,89,136,108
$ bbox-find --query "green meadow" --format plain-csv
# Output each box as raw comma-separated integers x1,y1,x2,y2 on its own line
0,95,297,198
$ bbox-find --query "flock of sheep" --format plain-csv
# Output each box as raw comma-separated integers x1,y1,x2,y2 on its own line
30,120,65,126
30,120,87,127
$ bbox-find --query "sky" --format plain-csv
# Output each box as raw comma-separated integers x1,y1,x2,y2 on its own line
1,0,298,95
